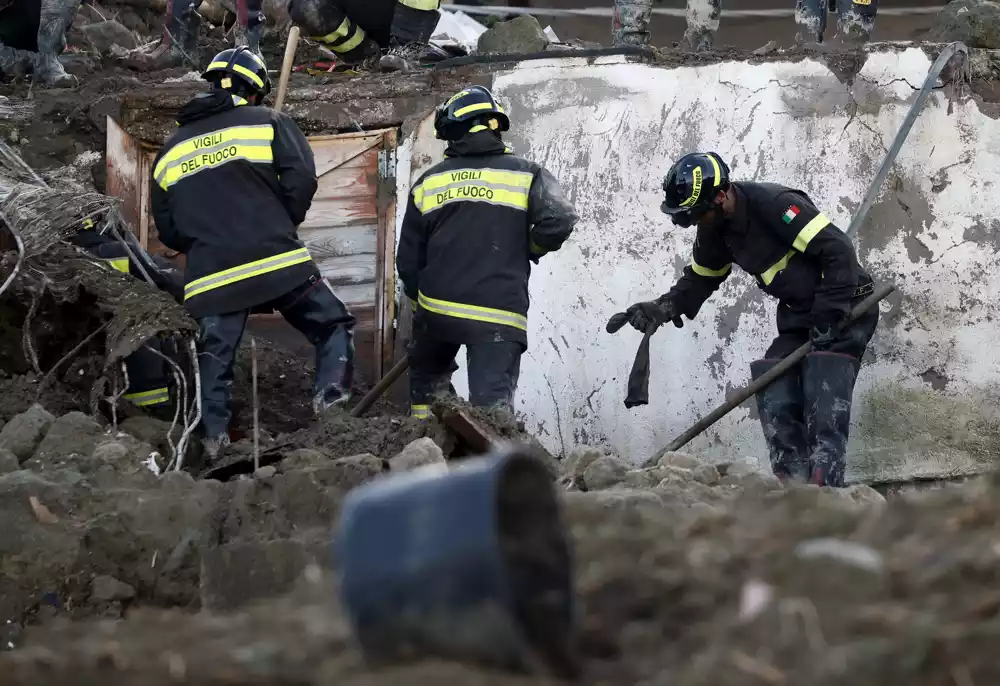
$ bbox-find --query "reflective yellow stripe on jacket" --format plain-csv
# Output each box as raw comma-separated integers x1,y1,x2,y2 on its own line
184,247,313,302
418,291,527,331
314,17,366,53
153,124,274,190
125,387,170,407
758,214,832,286
412,168,533,215
411,404,431,419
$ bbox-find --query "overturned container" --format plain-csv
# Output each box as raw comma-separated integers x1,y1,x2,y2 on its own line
336,448,579,679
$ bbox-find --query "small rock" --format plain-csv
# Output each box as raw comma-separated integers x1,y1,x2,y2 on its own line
0,448,19,474
655,451,701,470
254,465,277,480
561,448,604,478
389,437,445,472
752,40,777,56
738,579,775,622
308,453,386,489
795,538,885,574
841,484,887,506
91,441,129,466
90,575,136,603
477,14,550,55
656,465,694,485
81,20,137,53
279,448,328,471
692,463,720,485
581,455,628,490
0,405,55,463
29,412,103,468
929,0,1000,48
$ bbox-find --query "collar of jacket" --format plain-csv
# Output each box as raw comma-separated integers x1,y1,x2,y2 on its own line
444,130,511,158
174,88,246,127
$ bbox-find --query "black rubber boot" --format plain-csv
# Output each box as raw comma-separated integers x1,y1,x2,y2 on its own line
750,358,810,483
802,351,860,488
274,276,356,414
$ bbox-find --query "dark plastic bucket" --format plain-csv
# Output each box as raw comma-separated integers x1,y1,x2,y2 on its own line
336,448,579,679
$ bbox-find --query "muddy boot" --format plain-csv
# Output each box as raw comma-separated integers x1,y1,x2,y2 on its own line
201,433,231,463
750,358,810,483
32,52,76,87
802,351,860,488
127,0,201,71
271,276,356,415
834,0,876,45
793,0,828,44
379,2,438,72
681,0,719,52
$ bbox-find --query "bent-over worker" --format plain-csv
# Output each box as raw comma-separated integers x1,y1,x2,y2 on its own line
397,85,578,420
150,46,356,462
622,151,878,487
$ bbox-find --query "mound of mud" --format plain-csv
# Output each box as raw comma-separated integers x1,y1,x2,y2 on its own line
5,409,1000,685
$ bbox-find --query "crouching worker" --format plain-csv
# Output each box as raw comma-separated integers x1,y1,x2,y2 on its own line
288,0,441,73
397,86,577,421
150,47,356,462
620,152,878,487
72,214,185,418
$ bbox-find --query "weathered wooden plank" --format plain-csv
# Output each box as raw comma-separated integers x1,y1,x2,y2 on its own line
315,253,377,286
298,223,377,258
327,282,376,309
313,135,383,177
105,116,143,232
300,196,377,228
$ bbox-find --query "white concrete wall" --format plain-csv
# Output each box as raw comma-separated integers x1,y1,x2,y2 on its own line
397,50,1000,483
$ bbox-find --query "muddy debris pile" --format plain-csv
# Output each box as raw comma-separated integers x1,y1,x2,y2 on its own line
5,402,1000,684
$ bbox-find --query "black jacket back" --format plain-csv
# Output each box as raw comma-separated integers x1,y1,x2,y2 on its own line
150,89,319,318
668,182,871,330
396,132,577,346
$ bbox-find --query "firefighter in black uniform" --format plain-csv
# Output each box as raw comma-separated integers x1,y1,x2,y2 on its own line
71,214,185,416
397,86,578,420
621,152,878,487
289,0,441,73
150,46,356,461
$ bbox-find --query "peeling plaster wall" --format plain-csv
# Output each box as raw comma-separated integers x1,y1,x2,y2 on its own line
396,50,1000,483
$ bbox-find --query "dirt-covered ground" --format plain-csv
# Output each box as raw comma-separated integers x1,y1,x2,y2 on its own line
5,2,1000,683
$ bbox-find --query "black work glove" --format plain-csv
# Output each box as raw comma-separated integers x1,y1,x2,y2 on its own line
624,297,684,334
809,319,839,351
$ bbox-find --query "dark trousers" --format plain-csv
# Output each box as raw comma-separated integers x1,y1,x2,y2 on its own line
123,340,171,409
751,297,878,486
165,0,263,48
196,274,356,439
407,331,523,419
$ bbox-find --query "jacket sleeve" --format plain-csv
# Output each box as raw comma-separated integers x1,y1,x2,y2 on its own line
396,181,426,302
664,227,733,319
271,111,318,226
150,149,189,253
763,191,860,326
526,166,577,260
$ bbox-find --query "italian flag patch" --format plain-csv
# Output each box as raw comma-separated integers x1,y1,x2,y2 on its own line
782,205,800,223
